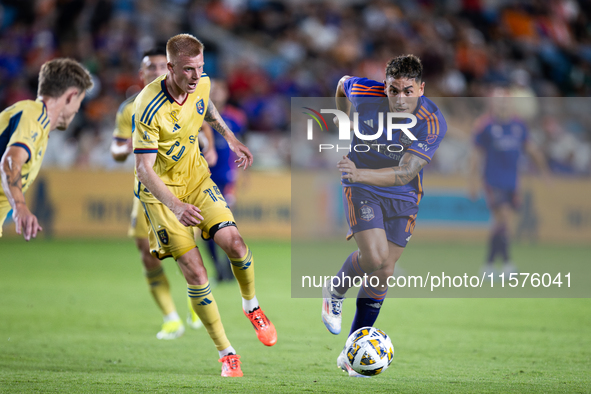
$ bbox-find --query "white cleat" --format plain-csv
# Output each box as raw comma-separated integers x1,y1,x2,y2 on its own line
156,319,185,340
501,262,519,280
186,314,203,330
322,282,344,335
337,349,369,378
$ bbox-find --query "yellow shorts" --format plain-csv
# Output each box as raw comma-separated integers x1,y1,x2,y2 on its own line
128,197,150,239
142,176,235,260
0,202,10,237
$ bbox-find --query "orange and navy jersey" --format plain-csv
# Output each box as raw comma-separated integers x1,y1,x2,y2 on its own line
0,99,51,206
342,77,447,204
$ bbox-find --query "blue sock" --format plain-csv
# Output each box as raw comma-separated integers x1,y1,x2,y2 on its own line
487,228,503,263
331,251,364,296
498,227,510,262
349,282,387,335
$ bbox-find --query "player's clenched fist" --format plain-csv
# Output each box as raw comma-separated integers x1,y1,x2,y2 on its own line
172,202,204,227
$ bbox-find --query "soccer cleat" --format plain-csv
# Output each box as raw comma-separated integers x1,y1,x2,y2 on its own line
337,349,369,378
156,319,185,340
244,307,277,346
322,281,344,335
501,262,519,280
186,312,203,330
219,354,243,377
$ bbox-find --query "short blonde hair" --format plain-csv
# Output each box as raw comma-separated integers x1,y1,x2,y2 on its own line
166,34,204,63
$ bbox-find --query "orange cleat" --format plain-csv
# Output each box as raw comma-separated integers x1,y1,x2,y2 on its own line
219,354,243,377
244,307,277,346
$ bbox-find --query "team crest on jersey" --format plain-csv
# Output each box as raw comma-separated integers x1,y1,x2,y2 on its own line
196,99,205,115
426,134,438,144
359,205,375,221
399,132,413,147
157,229,169,245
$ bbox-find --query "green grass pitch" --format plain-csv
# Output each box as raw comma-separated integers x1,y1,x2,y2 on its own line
0,239,589,393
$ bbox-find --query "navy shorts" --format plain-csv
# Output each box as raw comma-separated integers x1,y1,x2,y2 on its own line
484,184,519,210
342,186,419,247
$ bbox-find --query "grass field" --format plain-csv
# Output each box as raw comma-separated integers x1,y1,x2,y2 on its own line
0,239,590,393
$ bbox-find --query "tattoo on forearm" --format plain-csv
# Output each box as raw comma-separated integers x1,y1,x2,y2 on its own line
204,101,232,138
391,154,427,186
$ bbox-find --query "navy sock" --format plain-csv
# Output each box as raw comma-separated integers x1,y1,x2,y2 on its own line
349,283,387,335
487,228,503,263
498,228,510,262
332,251,364,296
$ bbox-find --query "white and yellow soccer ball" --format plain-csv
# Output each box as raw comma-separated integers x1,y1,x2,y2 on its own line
345,326,394,376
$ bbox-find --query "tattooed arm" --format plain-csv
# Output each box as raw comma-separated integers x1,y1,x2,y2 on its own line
338,153,428,187
204,101,253,170
0,146,42,241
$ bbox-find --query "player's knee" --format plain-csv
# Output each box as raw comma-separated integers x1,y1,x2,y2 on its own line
216,227,247,259
360,249,389,273
225,235,246,259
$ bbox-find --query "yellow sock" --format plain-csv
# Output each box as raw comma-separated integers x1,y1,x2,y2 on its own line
229,246,255,301
188,282,230,351
145,266,176,316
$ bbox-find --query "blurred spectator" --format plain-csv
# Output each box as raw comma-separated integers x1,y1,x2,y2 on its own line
0,0,590,174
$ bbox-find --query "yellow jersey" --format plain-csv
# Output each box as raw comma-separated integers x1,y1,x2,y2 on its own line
132,73,211,203
113,92,139,141
0,99,51,208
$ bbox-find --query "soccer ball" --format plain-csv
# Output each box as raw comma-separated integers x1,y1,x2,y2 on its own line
345,327,394,376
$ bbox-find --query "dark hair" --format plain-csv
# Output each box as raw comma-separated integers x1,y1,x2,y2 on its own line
385,54,423,82
142,46,167,59
38,58,93,97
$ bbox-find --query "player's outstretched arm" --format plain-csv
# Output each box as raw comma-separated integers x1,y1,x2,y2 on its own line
0,146,42,241
204,101,253,170
338,153,428,187
110,138,132,162
135,152,204,226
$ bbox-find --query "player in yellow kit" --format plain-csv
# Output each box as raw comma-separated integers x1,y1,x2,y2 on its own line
1,58,92,240
111,47,202,340
133,33,277,377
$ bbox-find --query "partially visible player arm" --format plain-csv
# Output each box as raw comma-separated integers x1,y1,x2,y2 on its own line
468,146,484,200
135,152,204,226
0,146,42,241
524,139,550,177
200,122,218,166
110,138,132,162
334,76,352,126
204,101,253,170
338,153,428,187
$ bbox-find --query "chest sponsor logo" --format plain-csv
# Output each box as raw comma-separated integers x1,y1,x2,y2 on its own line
196,99,205,115
359,205,375,222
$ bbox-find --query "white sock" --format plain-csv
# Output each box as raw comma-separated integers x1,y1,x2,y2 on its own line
218,346,236,358
163,311,180,323
242,296,259,313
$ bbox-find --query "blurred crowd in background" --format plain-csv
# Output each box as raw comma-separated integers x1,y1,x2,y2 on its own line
0,0,590,175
